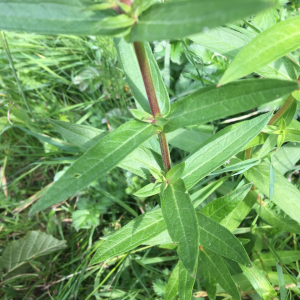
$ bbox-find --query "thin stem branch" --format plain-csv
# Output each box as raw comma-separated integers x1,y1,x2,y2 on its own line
133,41,171,172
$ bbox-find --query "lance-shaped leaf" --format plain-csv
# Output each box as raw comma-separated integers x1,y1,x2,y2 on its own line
0,231,66,276
182,112,272,190
30,120,159,215
164,79,297,132
165,263,179,300
199,248,240,300
144,42,170,117
178,260,195,300
90,209,166,265
255,202,300,235
50,119,163,180
190,27,299,81
202,263,217,300
245,161,300,223
240,263,277,299
114,38,150,112
134,182,161,198
0,0,126,36
200,184,252,225
254,251,300,268
166,162,185,184
219,16,300,85
197,214,251,267
130,0,270,42
161,179,199,276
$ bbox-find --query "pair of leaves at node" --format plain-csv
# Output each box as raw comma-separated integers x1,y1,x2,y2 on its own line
0,0,272,43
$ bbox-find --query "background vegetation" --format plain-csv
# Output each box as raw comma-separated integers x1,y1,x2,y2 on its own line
0,1,300,299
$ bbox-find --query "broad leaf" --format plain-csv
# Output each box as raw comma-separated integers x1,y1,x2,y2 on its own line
0,0,126,36
164,79,297,132
0,231,66,276
165,263,179,300
178,260,195,300
130,0,271,42
240,263,277,299
197,214,251,267
219,16,300,85
254,251,300,268
200,248,240,300
30,120,159,214
200,184,252,226
161,179,199,276
190,27,299,81
255,203,300,235
182,112,272,190
245,161,300,223
90,209,166,265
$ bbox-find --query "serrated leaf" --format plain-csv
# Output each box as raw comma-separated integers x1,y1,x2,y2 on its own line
30,120,159,215
240,263,277,299
245,160,300,223
219,16,300,85
130,0,271,42
165,263,179,300
161,179,199,276
0,0,126,36
90,209,166,265
166,162,185,184
164,79,297,133
178,260,195,300
200,248,240,300
0,231,66,276
182,112,272,190
190,27,299,81
200,184,252,225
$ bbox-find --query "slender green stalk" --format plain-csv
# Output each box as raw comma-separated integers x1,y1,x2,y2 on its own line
133,41,171,172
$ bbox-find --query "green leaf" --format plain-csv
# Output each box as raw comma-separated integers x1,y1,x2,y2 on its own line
134,182,161,198
245,160,300,223
114,38,150,112
271,142,300,174
130,0,271,42
190,27,299,81
255,203,300,235
165,263,179,300
0,231,66,276
197,214,251,267
202,262,217,300
166,128,211,153
164,79,296,133
30,120,159,215
240,263,277,299
178,260,195,300
130,109,153,122
182,112,272,190
219,16,300,85
161,179,199,276
49,119,106,151
0,0,126,36
200,184,252,225
254,251,300,268
199,248,240,300
144,42,170,117
166,162,185,184
90,209,166,265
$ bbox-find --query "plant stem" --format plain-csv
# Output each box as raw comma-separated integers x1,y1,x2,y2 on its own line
268,94,294,125
133,41,171,172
